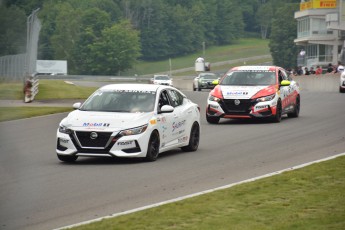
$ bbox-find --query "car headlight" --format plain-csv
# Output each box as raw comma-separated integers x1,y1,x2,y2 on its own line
119,124,148,136
208,95,221,102
59,125,72,134
256,94,276,102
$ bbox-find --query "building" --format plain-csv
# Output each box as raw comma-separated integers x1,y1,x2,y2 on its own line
294,0,345,69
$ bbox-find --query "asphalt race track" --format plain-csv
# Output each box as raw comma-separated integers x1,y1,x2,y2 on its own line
1,84,345,229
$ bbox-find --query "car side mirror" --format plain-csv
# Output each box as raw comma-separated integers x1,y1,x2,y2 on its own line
280,80,291,87
212,79,219,85
73,102,81,109
159,105,174,113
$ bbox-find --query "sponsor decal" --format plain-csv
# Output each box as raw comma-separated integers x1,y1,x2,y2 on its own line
210,104,219,109
150,119,157,125
59,138,69,144
117,140,134,146
254,105,268,112
256,105,268,110
178,136,189,143
83,123,110,127
111,89,155,94
172,120,186,132
226,91,249,96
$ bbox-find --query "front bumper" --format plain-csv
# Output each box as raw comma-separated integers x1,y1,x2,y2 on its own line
206,99,277,119
56,129,150,158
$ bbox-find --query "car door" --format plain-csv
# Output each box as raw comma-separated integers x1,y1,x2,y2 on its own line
166,89,190,145
156,90,176,148
278,69,293,112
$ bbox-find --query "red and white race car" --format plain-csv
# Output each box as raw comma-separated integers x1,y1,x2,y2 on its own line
206,66,300,123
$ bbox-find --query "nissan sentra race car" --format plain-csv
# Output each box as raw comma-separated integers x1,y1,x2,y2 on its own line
56,84,200,162
206,66,300,123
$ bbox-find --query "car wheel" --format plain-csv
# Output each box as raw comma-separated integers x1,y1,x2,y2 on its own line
145,131,160,162
271,100,282,123
57,154,78,162
193,86,196,91
181,122,200,152
206,114,220,124
198,87,201,91
288,95,300,118
340,87,345,93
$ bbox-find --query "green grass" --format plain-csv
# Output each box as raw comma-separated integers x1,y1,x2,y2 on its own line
0,80,97,122
0,107,72,122
0,80,97,100
71,156,345,230
126,38,270,76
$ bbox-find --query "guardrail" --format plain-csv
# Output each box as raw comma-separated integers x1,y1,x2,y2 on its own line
23,73,39,103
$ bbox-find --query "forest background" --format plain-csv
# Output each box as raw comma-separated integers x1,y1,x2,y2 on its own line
0,0,300,75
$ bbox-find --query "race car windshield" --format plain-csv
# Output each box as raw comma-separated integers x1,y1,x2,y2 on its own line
155,76,170,80
220,71,276,86
199,74,218,80
80,90,156,113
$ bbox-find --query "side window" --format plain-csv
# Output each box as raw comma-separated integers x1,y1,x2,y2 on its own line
278,70,287,82
158,90,171,109
168,89,184,107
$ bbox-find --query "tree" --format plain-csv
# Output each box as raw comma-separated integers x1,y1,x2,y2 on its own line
0,5,26,55
215,0,244,45
72,7,111,74
87,20,141,75
269,3,299,68
256,1,273,39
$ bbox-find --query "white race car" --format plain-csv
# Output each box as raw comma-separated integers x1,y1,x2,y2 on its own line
56,84,200,162
206,66,300,123
151,74,173,86
340,72,345,93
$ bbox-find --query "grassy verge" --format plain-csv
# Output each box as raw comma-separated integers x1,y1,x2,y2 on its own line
0,107,72,122
126,38,270,76
0,80,97,122
0,80,97,100
71,155,345,230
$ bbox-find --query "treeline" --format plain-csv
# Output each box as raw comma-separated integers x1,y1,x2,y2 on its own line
1,0,300,75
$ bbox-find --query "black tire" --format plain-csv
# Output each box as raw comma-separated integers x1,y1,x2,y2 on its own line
206,114,220,124
57,154,78,162
145,131,160,162
193,85,196,91
340,87,345,93
288,95,300,118
271,100,282,123
198,87,201,91
181,122,200,152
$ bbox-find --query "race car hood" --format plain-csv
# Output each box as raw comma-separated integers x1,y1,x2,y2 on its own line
220,85,276,99
61,110,154,131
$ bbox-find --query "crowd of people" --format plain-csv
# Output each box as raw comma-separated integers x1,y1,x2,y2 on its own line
290,61,344,76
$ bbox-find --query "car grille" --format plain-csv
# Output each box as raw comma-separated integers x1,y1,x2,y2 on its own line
221,99,254,115
73,131,113,148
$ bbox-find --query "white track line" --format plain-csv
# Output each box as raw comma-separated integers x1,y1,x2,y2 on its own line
55,152,345,230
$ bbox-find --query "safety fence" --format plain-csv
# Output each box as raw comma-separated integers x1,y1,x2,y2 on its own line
0,8,41,102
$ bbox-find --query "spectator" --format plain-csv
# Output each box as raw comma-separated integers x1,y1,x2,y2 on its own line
315,66,323,75
335,61,344,73
297,66,303,75
309,67,316,74
326,63,335,73
304,67,310,75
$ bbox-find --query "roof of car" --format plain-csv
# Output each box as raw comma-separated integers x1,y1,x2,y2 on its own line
99,83,171,92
